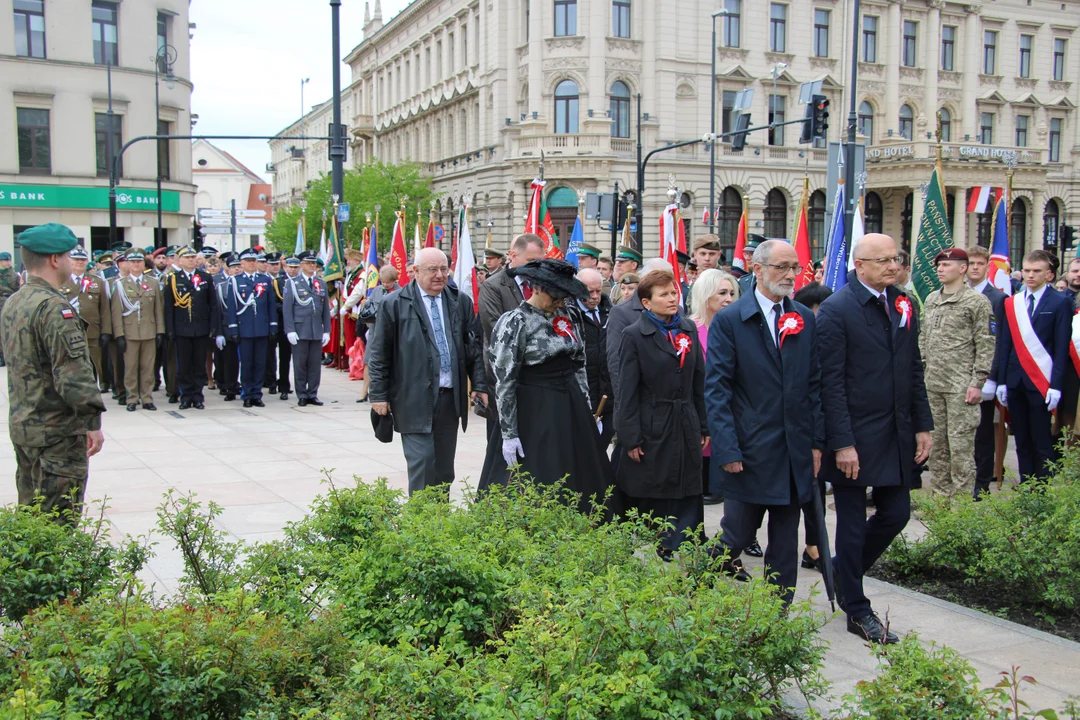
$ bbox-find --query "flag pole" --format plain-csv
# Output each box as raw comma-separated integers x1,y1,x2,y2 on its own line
996,156,1017,489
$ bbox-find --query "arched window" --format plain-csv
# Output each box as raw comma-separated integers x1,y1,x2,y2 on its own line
898,104,914,140
610,81,631,138
939,108,951,142
864,191,883,234
1044,198,1061,245
858,101,874,141
554,79,579,134
764,189,788,239
809,190,827,259
716,186,743,255
1010,197,1027,270
901,192,914,253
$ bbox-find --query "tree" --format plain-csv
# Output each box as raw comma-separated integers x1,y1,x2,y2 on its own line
265,161,438,255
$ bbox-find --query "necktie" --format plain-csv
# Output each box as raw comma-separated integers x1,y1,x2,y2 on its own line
592,310,601,326
521,279,533,300
428,295,451,377
1028,293,1036,319
772,303,784,346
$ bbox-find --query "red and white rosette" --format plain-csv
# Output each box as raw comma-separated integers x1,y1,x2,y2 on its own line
192,274,203,290
895,296,912,330
81,277,92,293
553,315,577,343
255,283,265,297
673,332,693,369
140,282,149,291
777,311,804,349
313,279,321,294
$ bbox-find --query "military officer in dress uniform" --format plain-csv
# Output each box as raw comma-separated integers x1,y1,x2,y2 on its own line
269,255,298,400
283,251,332,406
483,247,506,275
60,246,112,385
110,249,165,411
576,243,602,272
165,246,218,410
222,248,278,407
263,252,288,397
213,253,242,400
609,245,643,304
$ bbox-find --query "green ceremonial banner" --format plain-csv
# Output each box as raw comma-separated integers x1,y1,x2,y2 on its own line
323,213,346,282
0,184,181,212
911,165,953,304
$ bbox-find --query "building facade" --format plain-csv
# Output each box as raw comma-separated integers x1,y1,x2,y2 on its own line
273,0,1078,263
267,93,355,211
192,138,271,248
0,0,195,259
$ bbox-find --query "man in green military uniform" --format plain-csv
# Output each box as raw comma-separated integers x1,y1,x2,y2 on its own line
60,246,112,386
0,250,23,366
111,249,165,411
0,224,106,522
920,248,995,497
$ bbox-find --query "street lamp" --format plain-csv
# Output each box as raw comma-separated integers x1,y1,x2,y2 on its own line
708,8,733,234
154,42,177,249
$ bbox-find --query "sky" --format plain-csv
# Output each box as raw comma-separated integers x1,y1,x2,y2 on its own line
189,0,411,180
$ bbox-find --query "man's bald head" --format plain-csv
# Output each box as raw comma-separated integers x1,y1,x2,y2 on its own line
415,247,450,294
853,233,900,291
577,268,604,310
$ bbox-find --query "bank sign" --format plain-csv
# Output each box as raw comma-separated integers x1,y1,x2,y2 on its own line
0,184,181,212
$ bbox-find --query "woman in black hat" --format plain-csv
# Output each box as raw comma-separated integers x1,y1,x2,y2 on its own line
482,259,615,513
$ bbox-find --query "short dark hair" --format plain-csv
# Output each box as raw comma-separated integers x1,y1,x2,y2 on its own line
1024,249,1055,269
597,257,613,269
636,269,675,301
19,247,50,271
794,282,833,309
512,233,545,254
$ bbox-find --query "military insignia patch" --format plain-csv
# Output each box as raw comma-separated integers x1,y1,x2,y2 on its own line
989,319,997,336
60,308,75,319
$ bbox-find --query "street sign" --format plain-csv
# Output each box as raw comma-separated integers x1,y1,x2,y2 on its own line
234,219,266,228
199,218,265,229
337,203,350,223
433,225,445,243
198,209,231,219
237,209,266,218
200,227,235,235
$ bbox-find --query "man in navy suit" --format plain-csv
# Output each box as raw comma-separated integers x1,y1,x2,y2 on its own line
818,233,933,644
705,240,824,607
966,246,1009,498
994,249,1072,482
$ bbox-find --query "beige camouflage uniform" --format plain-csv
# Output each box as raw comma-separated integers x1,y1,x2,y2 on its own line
919,284,995,497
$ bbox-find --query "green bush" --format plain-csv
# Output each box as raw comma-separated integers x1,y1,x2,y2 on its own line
0,477,829,718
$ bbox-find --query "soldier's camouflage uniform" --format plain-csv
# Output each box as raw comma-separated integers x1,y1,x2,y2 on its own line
0,266,20,364
919,284,995,497
0,276,106,520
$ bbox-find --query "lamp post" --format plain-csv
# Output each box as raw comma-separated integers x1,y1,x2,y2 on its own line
107,57,117,247
300,77,310,154
154,43,177,249
329,0,345,203
708,8,732,234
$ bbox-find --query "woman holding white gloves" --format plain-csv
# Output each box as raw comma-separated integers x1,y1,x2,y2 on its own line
282,251,332,406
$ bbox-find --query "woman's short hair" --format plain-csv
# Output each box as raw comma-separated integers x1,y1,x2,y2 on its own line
793,281,833,309
379,265,400,281
689,269,739,321
636,269,675,301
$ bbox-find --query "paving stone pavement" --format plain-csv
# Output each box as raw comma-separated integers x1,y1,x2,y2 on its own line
1,366,1076,716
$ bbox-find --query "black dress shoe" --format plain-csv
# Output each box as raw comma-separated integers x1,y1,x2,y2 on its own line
243,399,253,408
744,540,763,557
718,557,751,582
307,398,323,406
702,493,724,505
298,398,308,407
143,403,157,411
126,403,138,412
179,399,191,410
656,547,674,563
251,398,265,408
280,392,289,400
802,549,823,572
168,395,179,404
224,393,236,401
847,612,899,645
116,396,128,406
193,401,204,410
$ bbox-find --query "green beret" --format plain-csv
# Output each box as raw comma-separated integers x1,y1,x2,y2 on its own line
0,252,11,261
17,223,79,255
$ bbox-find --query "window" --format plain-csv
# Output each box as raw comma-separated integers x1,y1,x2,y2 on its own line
1019,34,1032,78
941,25,955,70
813,9,829,58
902,21,917,67
979,112,994,144
462,24,467,67
939,108,951,142
862,16,877,63
610,81,630,138
722,0,740,48
769,3,786,53
95,112,122,177
157,12,168,59
17,108,50,174
768,94,785,146
14,0,45,59
448,33,455,74
898,104,913,140
554,80,578,134
554,0,576,36
1050,118,1062,162
809,191,826,259
717,187,743,251
1045,199,1061,245
1015,115,1029,147
612,0,631,39
1053,39,1067,81
901,193,913,253
436,41,442,79
858,101,874,141
523,0,529,42
92,1,118,65
157,119,170,180
1010,198,1027,269
721,89,738,135
983,30,996,75
763,189,787,239
864,192,883,234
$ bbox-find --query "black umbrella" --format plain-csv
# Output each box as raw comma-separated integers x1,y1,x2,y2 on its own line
811,477,838,613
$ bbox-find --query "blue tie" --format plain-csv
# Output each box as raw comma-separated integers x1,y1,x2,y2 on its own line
428,295,451,376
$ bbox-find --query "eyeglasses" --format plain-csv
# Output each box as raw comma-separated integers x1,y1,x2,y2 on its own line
419,265,449,275
762,263,804,275
857,256,903,266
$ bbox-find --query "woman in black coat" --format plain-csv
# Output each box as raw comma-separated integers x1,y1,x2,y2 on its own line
616,270,709,559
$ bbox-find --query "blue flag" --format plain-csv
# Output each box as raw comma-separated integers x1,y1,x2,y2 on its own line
823,183,847,290
294,218,305,255
564,215,584,268
364,224,380,297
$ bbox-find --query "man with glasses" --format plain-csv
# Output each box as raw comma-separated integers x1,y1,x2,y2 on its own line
367,247,488,496
817,233,934,645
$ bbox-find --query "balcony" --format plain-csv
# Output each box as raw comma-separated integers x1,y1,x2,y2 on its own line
352,114,374,139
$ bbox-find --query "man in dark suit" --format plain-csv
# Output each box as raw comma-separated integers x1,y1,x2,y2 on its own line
368,247,488,495
575,268,614,448
995,248,1072,483
966,246,1009,498
477,233,544,486
818,232,934,644
706,240,824,606
163,246,218,410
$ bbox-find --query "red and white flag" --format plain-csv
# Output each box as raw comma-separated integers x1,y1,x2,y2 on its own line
389,212,410,287
702,207,710,226
732,200,749,271
661,203,684,305
967,186,1003,214
453,205,480,314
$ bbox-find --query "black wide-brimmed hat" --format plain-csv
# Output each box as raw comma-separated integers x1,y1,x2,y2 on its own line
508,258,588,300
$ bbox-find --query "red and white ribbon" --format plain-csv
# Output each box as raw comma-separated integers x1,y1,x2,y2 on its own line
553,316,577,343
1070,309,1080,376
673,332,692,369
895,296,912,330
1004,294,1052,397
777,311,804,349
81,277,92,293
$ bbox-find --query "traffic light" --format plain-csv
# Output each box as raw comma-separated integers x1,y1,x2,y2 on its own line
811,94,829,140
799,103,815,144
730,112,752,151
1063,225,1077,251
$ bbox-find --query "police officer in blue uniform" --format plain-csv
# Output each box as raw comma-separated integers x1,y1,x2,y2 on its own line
222,248,278,407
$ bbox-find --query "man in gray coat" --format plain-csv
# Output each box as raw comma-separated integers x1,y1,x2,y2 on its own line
283,251,331,406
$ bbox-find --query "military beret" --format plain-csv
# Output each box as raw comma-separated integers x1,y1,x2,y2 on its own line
177,246,198,258
265,252,282,263
69,246,89,260
0,252,11,261
285,255,301,267
238,248,258,261
934,247,969,264
577,243,601,259
484,247,506,259
200,246,218,257
693,235,721,252
315,257,325,268
144,246,155,255
17,223,79,255
615,245,642,264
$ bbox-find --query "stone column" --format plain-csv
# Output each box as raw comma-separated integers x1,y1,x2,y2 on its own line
910,183,926,256
588,0,606,115
962,5,980,139
528,1,542,115
1031,186,1045,255
925,2,941,134
885,0,902,135
952,187,968,247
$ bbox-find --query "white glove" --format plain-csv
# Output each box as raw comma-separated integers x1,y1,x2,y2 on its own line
1046,388,1062,412
596,418,603,434
287,332,299,345
215,336,225,351
321,332,331,346
995,385,1008,408
340,304,349,316
502,437,525,467
981,380,998,403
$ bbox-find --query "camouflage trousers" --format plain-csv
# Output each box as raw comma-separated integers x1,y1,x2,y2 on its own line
14,433,89,524
927,390,980,498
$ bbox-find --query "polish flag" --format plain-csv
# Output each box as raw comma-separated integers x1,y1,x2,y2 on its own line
967,186,1003,214
453,205,480,314
661,204,684,305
